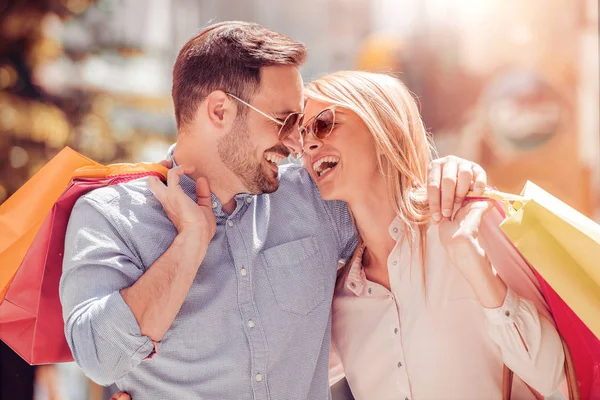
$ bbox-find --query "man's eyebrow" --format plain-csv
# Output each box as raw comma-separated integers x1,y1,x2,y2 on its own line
274,109,302,117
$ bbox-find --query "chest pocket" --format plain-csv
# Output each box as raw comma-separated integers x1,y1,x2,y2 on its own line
262,236,326,315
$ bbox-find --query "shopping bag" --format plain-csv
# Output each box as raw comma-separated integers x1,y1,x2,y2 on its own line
0,147,100,300
470,181,600,399
0,153,166,364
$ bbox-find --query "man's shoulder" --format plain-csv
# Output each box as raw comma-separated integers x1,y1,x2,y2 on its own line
73,177,161,217
278,162,313,186
274,162,350,217
273,162,321,202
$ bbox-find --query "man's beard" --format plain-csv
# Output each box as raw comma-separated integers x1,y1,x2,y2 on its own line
217,117,288,194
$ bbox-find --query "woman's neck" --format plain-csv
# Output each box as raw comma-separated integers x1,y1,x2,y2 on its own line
346,177,398,271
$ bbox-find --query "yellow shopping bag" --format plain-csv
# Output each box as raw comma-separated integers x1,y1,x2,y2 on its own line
484,181,600,339
0,148,100,300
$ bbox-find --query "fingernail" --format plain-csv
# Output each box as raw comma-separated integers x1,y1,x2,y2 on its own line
433,212,441,222
442,209,452,217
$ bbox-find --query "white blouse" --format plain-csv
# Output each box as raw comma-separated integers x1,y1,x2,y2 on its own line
329,208,565,400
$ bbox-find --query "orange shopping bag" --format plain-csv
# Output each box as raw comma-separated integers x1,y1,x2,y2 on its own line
0,148,166,364
0,147,100,301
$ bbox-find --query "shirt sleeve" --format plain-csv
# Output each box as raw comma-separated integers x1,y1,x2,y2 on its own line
322,199,359,263
59,195,155,386
329,339,345,386
482,287,565,396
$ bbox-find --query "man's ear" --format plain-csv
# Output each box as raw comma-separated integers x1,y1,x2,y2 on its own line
205,90,236,132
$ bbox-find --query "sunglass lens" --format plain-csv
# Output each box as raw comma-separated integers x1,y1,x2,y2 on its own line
279,113,300,140
313,109,335,139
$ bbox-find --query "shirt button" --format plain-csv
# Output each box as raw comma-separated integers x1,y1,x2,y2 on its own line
392,260,398,266
245,197,253,204
240,268,247,276
368,288,372,294
212,201,218,209
394,328,399,334
505,310,511,317
255,373,263,382
247,320,255,328
349,282,356,289
397,361,402,368
393,227,399,233
227,220,233,227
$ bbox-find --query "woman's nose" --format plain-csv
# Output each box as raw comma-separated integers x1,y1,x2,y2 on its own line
303,133,322,153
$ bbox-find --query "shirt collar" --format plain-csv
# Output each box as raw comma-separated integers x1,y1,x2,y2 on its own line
168,144,255,218
345,242,368,296
344,216,411,296
168,152,199,203
388,216,403,241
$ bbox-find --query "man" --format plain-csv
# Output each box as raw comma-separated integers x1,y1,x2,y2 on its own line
60,21,487,399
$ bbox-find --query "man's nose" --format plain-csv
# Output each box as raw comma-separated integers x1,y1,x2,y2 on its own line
282,129,303,156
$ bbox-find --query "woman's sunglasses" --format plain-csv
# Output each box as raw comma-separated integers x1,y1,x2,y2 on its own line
298,106,338,146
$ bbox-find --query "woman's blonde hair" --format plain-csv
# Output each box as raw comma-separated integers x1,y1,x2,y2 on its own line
305,71,436,285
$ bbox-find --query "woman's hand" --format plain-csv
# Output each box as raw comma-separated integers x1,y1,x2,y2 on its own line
438,200,491,267
438,200,507,308
427,155,487,223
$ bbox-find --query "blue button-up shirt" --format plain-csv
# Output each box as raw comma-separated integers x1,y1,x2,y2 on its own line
60,159,357,400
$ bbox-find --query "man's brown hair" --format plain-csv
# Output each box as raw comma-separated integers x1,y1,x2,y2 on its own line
172,21,307,128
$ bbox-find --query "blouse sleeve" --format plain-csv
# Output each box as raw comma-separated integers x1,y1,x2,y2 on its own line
482,287,565,396
478,206,565,396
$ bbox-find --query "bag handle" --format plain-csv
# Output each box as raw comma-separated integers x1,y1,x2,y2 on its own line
72,162,168,180
466,188,528,217
502,336,580,400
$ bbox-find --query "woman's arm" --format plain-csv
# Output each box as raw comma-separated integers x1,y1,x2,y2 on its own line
440,201,565,396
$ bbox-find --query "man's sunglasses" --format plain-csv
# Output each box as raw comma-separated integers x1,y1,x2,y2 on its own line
226,93,303,143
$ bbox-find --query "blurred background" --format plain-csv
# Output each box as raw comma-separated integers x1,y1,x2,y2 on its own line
0,0,598,398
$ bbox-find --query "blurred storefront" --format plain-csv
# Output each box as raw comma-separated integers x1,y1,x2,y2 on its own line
364,0,600,220
0,0,179,207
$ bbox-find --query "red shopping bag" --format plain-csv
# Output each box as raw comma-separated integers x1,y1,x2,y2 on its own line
533,270,600,399
0,163,166,364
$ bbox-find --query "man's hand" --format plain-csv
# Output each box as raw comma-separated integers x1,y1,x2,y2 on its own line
148,165,216,244
427,155,487,223
110,392,130,400
158,158,173,169
121,166,215,342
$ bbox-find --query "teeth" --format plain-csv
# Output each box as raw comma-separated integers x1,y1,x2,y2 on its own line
312,156,340,175
265,153,285,165
318,167,332,177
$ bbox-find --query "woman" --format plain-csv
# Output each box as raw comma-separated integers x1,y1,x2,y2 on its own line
297,71,565,399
